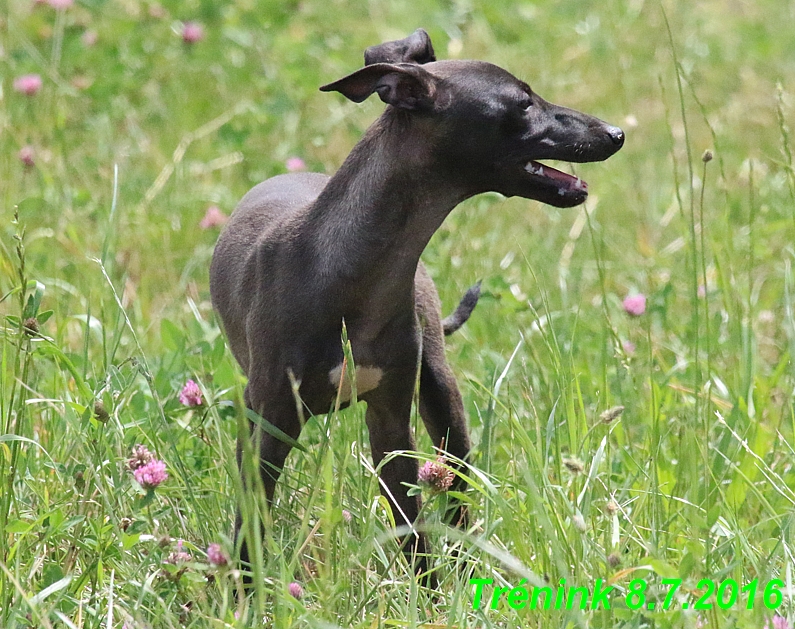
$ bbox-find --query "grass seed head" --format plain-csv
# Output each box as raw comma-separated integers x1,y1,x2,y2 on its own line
600,406,625,424
563,457,585,474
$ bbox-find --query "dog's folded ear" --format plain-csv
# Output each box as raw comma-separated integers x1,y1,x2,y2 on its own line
320,63,438,111
364,28,436,66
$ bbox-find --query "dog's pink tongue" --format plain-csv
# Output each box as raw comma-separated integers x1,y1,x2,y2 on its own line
525,161,587,191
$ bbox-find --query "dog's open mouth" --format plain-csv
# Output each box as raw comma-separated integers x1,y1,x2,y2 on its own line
524,161,588,198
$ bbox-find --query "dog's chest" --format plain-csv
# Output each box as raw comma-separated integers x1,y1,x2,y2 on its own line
327,363,383,402
295,335,385,410
298,356,384,411
296,310,419,411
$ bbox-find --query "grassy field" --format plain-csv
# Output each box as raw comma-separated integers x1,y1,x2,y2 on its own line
2,0,795,626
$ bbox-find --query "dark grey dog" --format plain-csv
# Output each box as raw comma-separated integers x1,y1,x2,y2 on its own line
210,28,623,582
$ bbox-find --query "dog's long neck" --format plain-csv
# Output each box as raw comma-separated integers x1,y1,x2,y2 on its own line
305,111,470,293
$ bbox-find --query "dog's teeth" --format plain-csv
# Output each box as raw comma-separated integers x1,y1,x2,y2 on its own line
524,163,545,177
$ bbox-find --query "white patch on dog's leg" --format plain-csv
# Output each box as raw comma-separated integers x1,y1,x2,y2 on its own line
329,364,383,402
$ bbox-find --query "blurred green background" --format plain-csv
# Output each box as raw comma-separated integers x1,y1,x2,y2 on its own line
2,0,795,626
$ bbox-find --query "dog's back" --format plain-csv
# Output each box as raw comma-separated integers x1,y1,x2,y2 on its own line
209,172,330,372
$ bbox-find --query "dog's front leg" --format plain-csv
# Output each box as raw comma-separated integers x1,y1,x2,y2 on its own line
364,367,433,583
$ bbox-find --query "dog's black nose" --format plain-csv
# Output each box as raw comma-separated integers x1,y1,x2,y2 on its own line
607,125,625,147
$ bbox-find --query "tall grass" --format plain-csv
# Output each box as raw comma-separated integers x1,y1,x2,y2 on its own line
2,0,795,626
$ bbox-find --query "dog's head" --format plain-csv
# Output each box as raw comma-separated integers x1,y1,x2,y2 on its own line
321,29,623,208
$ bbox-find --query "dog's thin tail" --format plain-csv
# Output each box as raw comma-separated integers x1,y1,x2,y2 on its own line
442,281,482,336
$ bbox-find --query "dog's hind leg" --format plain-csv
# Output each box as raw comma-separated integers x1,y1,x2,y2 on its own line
418,343,472,526
235,370,302,585
414,268,472,527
